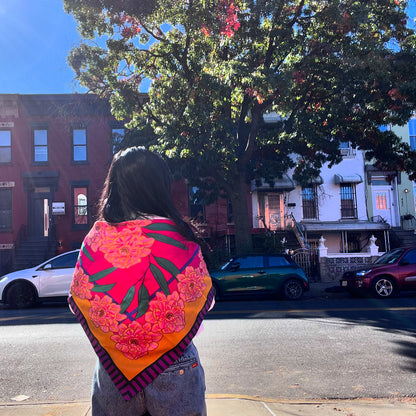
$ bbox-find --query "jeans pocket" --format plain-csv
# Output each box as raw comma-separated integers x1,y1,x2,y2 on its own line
161,356,199,375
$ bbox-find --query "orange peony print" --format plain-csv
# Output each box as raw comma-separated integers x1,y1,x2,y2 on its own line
177,266,207,302
99,224,155,268
85,222,115,252
89,295,127,333
71,267,94,300
145,291,185,334
111,321,162,360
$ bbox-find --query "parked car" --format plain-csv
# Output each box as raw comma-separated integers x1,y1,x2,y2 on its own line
211,254,309,300
0,250,79,308
340,246,416,298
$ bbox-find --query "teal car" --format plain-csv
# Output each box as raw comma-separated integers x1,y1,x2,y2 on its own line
211,254,309,300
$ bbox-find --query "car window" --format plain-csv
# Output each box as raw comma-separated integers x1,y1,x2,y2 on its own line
267,256,291,267
234,256,264,269
401,249,416,265
47,252,79,269
374,248,405,265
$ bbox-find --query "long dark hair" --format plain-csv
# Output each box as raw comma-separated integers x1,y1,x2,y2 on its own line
98,147,197,243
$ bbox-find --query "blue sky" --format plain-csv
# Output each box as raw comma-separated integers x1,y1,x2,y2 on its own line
0,0,83,94
1,1,415,95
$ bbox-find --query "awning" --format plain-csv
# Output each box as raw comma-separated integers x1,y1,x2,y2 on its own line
307,175,323,185
334,173,363,184
251,174,295,192
301,221,390,232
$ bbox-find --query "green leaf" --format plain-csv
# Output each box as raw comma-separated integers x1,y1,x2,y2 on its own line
89,267,117,282
136,285,150,319
146,233,188,250
120,286,136,314
81,244,94,262
91,283,116,293
154,256,180,278
150,263,170,296
143,223,178,232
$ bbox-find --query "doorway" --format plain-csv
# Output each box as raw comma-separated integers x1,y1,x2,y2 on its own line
29,189,51,238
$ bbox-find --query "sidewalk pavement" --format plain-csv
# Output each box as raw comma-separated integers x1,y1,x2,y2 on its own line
0,396,415,416
1,282,414,415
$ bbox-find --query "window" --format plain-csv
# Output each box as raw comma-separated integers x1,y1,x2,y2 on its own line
72,128,87,162
46,251,79,269
233,256,264,269
72,186,88,228
111,128,124,154
302,186,318,219
401,249,416,265
0,130,11,163
409,119,416,150
0,189,12,230
189,186,206,222
340,183,357,218
33,129,48,163
267,256,291,267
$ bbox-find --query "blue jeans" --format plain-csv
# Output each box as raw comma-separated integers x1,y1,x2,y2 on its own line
91,342,207,416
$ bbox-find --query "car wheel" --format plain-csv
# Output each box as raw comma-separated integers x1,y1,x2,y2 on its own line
6,282,37,309
372,276,396,298
282,278,304,300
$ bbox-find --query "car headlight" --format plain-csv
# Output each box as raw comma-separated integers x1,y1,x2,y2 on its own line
356,269,371,277
0,275,8,283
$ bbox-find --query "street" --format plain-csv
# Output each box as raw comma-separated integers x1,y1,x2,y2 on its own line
0,288,415,403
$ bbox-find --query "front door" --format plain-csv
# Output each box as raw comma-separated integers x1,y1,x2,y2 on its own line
372,187,397,226
29,191,50,238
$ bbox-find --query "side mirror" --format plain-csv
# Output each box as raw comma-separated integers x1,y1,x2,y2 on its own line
229,263,240,272
43,263,52,270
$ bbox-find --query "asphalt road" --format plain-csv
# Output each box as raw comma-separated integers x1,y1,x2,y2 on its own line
0,290,415,403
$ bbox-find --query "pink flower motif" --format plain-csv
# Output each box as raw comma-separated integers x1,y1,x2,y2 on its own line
85,222,115,252
111,321,162,360
177,266,207,302
99,223,154,269
89,295,127,333
145,291,185,334
71,267,93,300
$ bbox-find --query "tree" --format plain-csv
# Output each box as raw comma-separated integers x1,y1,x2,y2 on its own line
64,0,416,254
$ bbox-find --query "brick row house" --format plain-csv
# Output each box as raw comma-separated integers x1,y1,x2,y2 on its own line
1,94,415,278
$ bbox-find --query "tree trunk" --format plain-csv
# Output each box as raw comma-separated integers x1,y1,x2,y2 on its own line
229,174,253,255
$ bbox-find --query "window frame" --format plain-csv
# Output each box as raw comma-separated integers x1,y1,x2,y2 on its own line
0,129,12,164
0,188,12,232
71,182,89,230
71,127,88,164
188,186,206,223
32,128,49,164
302,185,318,220
340,183,358,219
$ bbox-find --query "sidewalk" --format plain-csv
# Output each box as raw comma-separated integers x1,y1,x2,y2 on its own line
0,395,415,416
1,282,413,415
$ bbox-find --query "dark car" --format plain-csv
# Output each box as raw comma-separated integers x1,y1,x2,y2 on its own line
340,246,416,298
210,254,309,300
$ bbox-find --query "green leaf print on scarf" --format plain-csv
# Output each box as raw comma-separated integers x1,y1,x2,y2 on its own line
145,233,188,250
154,256,180,278
136,285,150,319
149,263,170,296
120,286,136,314
91,283,116,292
81,244,94,262
89,267,117,282
143,223,178,232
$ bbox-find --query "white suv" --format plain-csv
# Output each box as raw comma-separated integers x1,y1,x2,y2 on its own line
0,250,79,308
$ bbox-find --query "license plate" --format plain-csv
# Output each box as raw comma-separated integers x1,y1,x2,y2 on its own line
341,281,348,287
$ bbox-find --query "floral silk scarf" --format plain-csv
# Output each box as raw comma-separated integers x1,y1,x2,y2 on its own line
69,219,214,401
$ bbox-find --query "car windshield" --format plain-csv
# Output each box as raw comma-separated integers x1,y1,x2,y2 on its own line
373,248,405,265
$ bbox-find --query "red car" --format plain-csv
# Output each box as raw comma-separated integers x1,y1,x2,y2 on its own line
340,246,416,298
